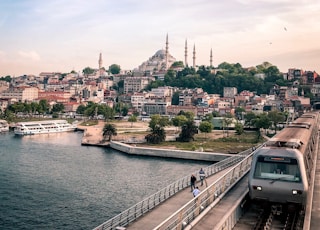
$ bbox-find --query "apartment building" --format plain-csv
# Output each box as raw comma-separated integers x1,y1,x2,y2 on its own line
0,86,39,102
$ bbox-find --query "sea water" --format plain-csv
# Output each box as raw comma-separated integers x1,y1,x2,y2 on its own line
0,131,210,230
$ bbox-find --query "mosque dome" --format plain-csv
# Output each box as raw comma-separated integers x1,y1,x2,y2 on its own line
154,49,166,57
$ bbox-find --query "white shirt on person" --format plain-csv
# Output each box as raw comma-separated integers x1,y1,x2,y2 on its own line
193,188,200,197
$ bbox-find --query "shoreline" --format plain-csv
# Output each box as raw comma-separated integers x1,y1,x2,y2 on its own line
76,122,249,162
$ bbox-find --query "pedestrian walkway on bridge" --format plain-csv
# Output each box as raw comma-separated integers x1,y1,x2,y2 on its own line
126,167,232,230
94,148,255,230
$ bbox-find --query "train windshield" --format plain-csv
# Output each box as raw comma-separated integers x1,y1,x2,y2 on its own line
253,156,301,182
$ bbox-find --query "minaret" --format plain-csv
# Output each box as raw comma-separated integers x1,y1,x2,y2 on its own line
98,53,103,69
184,39,188,67
165,34,169,70
210,48,213,68
193,44,196,68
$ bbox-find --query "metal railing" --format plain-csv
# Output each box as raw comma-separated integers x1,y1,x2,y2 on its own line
94,146,258,230
154,152,254,230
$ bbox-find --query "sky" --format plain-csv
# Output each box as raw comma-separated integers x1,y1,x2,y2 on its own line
0,0,319,77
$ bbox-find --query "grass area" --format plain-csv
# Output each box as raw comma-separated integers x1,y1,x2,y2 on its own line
79,120,98,126
137,131,263,154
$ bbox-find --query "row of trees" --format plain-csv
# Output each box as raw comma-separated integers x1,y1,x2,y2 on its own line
0,100,64,121
145,61,313,99
101,109,286,144
143,109,286,144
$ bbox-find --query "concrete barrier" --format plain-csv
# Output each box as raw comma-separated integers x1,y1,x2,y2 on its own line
110,141,234,162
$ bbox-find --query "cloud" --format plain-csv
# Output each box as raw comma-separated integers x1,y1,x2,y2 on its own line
18,50,41,61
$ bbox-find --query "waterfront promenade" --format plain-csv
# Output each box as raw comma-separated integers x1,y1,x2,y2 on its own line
78,121,235,162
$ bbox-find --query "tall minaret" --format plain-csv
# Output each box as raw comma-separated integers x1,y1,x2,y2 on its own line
210,48,213,68
193,44,196,68
184,39,188,67
98,53,103,69
165,34,169,70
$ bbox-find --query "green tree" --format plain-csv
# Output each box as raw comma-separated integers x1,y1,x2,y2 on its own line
199,121,213,139
102,123,117,141
254,113,272,138
268,110,285,134
222,116,233,137
82,67,95,76
171,115,188,129
76,104,86,114
109,64,121,74
52,103,65,113
177,110,194,120
177,120,198,142
0,75,12,82
128,115,137,128
203,113,213,122
244,112,257,128
39,99,49,114
145,115,169,144
171,91,180,105
235,122,244,135
148,114,170,131
145,126,166,144
171,61,184,68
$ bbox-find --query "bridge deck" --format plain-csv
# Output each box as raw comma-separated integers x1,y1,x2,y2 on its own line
310,140,320,229
126,166,233,229
190,175,248,230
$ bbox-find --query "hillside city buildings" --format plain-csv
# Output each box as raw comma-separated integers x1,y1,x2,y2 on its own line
0,35,319,119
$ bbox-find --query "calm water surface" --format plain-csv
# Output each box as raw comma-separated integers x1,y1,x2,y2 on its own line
0,131,211,230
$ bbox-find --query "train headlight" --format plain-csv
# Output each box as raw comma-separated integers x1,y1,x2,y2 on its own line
252,185,262,191
292,190,303,195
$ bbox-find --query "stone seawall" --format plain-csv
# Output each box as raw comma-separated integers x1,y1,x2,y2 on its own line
110,141,235,162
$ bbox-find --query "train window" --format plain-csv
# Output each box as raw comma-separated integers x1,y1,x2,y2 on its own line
253,156,301,182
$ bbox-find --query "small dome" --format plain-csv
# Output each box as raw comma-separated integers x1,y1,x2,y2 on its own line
155,49,166,56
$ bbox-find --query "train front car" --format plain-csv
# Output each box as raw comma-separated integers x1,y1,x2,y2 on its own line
249,112,318,211
249,147,307,208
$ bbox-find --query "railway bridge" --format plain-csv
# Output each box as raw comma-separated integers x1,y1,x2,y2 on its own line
95,141,320,230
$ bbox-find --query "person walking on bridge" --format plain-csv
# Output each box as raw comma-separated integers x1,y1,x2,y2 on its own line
190,174,197,192
199,168,205,186
192,186,200,197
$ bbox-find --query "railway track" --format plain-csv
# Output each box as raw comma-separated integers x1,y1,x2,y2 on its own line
233,200,305,230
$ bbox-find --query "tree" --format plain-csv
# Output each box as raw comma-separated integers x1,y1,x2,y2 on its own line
199,121,213,139
128,115,137,128
177,110,194,120
171,91,180,105
254,113,272,138
222,116,233,137
145,125,166,144
52,103,65,113
145,115,169,144
82,67,95,76
203,113,213,122
268,110,285,134
76,104,86,114
109,64,121,74
148,114,170,131
244,112,257,128
177,120,198,142
235,107,245,120
102,124,117,141
171,115,188,130
39,99,49,114
235,122,244,135
171,61,184,68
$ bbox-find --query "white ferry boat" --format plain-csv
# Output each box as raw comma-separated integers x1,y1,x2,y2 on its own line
14,120,77,135
0,119,9,133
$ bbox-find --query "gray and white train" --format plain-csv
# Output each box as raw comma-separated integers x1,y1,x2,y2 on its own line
248,112,319,210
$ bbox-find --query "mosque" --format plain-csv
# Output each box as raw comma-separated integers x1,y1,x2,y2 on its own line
97,34,214,75
135,34,214,74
